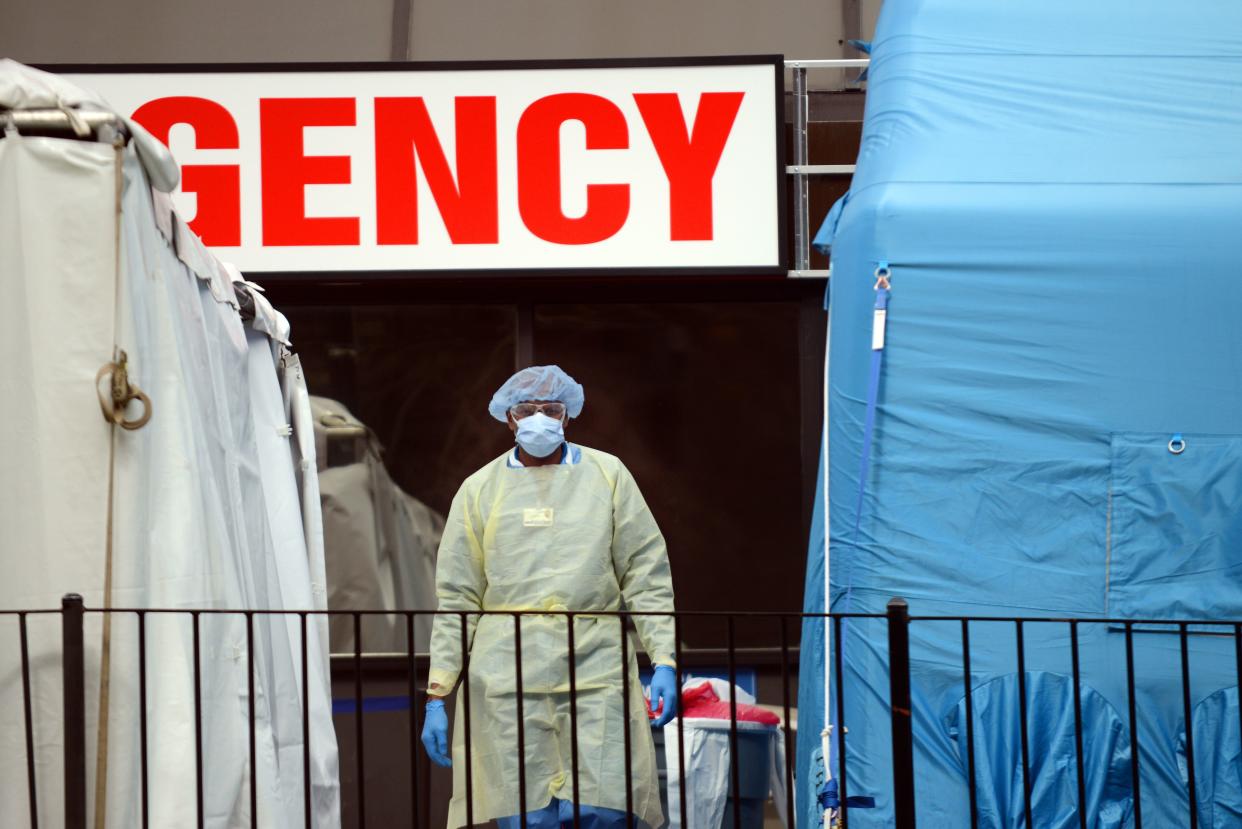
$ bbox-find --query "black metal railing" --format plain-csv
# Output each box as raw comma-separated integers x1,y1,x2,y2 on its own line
7,596,1239,828
888,603,1242,829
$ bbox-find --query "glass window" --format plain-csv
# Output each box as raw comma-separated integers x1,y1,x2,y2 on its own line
285,305,515,653
289,305,517,514
533,301,807,648
283,295,818,653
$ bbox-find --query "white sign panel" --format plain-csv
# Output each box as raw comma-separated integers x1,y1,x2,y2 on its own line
67,59,785,274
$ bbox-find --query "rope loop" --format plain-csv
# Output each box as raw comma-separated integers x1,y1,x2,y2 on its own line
96,350,152,431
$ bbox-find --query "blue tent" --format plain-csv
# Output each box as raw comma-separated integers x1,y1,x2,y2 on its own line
799,1,1242,826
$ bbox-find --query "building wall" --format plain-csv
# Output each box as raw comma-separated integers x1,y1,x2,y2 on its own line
404,0,844,62
3,0,882,87
1,0,395,63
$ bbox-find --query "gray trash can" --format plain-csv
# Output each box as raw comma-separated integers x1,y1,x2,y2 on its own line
653,720,774,829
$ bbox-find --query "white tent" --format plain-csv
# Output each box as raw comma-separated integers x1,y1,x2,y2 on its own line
0,59,340,828
311,396,442,655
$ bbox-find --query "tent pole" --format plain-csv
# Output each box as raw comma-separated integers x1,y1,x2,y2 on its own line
822,310,834,828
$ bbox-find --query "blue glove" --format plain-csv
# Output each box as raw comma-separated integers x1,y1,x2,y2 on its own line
421,699,451,767
649,665,679,727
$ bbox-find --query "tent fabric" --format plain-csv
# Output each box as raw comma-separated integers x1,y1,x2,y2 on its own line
284,356,330,618
312,396,443,655
0,62,338,827
1109,434,1242,621
945,672,1133,829
795,447,828,828
801,1,1242,826
245,330,341,822
319,461,443,654
0,59,178,192
111,132,340,829
0,126,117,829
1178,686,1242,829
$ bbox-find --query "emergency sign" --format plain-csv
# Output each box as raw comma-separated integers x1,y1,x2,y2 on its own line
68,59,784,274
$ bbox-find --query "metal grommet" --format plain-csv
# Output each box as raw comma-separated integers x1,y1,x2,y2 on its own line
1168,436,1186,455
874,264,891,289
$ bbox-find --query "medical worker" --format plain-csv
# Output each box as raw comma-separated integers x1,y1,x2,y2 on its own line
421,365,678,829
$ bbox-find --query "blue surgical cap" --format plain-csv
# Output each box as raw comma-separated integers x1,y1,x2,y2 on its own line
488,365,585,422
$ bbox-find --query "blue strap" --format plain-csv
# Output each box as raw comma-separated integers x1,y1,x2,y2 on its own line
843,262,892,609
818,779,878,810
852,275,890,543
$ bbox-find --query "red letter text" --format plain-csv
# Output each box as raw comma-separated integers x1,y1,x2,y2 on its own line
259,98,359,246
634,92,744,241
131,96,241,246
516,93,629,245
374,97,498,245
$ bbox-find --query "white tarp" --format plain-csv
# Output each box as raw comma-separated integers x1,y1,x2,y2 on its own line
0,57,178,192
312,397,442,654
0,61,339,829
0,122,116,829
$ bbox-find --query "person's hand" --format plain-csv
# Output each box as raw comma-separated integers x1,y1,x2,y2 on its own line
649,665,679,727
422,698,451,767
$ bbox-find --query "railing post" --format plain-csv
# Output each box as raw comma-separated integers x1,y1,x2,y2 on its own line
62,594,86,829
886,598,916,828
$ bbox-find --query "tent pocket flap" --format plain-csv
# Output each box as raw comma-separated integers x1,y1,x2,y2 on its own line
1109,433,1242,623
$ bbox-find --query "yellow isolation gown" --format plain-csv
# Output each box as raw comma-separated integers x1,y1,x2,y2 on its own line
427,445,676,828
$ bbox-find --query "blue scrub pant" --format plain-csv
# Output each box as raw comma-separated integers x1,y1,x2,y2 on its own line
496,798,631,829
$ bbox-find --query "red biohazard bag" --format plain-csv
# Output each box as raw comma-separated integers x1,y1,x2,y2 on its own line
647,680,780,725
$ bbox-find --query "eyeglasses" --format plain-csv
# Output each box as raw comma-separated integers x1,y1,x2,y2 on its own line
510,402,567,420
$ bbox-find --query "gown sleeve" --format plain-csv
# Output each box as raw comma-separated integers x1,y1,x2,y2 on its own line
427,483,487,694
610,463,677,667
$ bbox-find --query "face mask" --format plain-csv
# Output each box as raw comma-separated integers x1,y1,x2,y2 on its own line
514,412,565,458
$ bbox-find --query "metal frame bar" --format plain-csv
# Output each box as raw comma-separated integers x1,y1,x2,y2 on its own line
62,596,86,829
726,617,742,829
787,164,856,175
833,614,850,828
3,109,120,132
43,597,1242,828
20,613,39,829
792,65,811,274
960,620,978,829
1015,621,1034,827
1180,623,1199,828
353,613,366,828
782,59,869,279
1125,622,1143,828
887,600,917,829
785,59,871,69
514,615,528,828
303,614,314,829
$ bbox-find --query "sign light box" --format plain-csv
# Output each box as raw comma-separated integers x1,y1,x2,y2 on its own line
67,58,785,275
